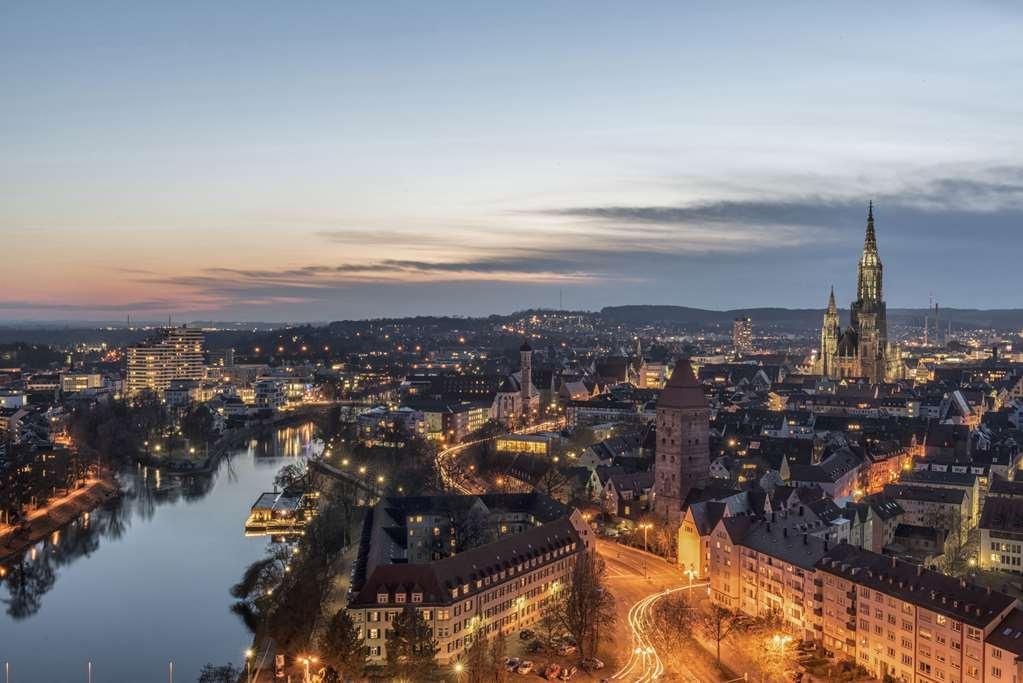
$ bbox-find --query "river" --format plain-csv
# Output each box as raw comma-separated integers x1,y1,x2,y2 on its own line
0,423,323,682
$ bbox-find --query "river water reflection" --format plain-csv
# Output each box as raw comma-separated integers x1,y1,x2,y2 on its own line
0,423,322,682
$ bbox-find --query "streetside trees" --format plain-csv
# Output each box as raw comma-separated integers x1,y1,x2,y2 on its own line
560,551,616,659
488,634,509,683
698,604,741,666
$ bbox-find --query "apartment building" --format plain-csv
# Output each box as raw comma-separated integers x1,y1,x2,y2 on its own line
125,326,204,397
882,484,972,539
817,544,1017,683
978,497,1023,573
347,493,592,665
709,512,831,641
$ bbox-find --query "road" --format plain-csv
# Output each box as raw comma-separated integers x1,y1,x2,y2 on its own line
597,540,718,683
436,419,564,494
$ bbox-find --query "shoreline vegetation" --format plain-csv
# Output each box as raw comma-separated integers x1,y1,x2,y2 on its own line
0,407,326,567
0,473,119,564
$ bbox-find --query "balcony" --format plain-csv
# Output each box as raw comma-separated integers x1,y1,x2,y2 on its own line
846,621,856,631
813,608,823,617
846,607,856,616
847,590,857,600
813,592,823,602
813,578,823,587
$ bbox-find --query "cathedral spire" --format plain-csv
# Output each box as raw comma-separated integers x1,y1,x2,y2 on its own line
864,200,877,253
827,285,837,312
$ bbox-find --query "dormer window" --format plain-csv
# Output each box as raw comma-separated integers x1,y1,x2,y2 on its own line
395,593,406,603
377,593,388,604
412,592,423,603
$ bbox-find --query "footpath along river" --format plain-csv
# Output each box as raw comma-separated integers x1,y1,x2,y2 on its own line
0,422,322,682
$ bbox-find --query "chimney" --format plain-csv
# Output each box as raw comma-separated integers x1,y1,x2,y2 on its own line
891,556,896,568
824,539,829,551
803,533,808,545
783,528,788,538
960,578,967,588
917,565,924,577
799,506,804,516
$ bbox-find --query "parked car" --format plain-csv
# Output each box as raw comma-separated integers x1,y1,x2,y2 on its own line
542,663,562,680
556,644,577,656
526,641,544,654
519,629,535,640
504,657,521,672
559,666,578,680
516,660,534,675
580,657,605,671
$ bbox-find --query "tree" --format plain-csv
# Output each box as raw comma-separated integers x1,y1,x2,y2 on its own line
698,604,741,665
464,631,491,683
538,590,564,655
452,504,492,552
488,635,508,683
318,609,368,678
197,663,242,683
560,552,616,659
386,605,439,680
180,404,216,451
274,462,307,492
652,591,695,643
534,465,570,503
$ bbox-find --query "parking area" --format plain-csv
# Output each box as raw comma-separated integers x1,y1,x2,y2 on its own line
501,629,611,681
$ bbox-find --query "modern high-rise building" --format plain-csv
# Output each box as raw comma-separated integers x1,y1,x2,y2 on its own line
653,361,711,533
126,326,205,397
732,316,753,356
815,203,902,383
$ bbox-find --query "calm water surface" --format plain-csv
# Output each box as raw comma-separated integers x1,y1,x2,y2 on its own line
0,423,322,682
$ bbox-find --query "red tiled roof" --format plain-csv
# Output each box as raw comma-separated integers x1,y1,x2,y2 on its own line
657,361,707,410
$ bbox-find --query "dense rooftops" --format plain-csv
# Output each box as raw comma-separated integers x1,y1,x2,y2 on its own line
817,544,1016,628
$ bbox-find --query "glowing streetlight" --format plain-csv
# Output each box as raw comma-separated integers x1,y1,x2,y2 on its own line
244,649,254,683
639,522,653,553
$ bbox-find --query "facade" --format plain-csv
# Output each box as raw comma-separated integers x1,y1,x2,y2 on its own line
818,544,1017,683
978,497,1023,573
815,204,901,383
491,341,540,427
126,326,205,397
60,372,103,394
346,493,591,665
732,316,753,356
653,361,711,534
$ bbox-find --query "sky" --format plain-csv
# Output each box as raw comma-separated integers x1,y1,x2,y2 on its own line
2,1,1022,322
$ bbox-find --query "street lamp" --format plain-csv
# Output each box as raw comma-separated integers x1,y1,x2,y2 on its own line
639,522,653,553
297,655,318,683
244,649,254,683
684,567,697,587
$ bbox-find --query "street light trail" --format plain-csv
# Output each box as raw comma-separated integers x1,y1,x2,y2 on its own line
613,583,707,683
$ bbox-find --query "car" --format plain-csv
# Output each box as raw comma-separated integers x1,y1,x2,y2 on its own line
504,657,521,672
556,644,577,656
560,634,577,646
516,660,534,675
526,641,544,654
519,629,535,640
580,657,605,671
542,663,561,680
559,666,578,680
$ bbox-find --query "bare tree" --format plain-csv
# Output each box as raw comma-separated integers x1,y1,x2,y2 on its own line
465,631,491,683
560,551,616,659
488,635,509,683
698,604,741,665
652,591,695,643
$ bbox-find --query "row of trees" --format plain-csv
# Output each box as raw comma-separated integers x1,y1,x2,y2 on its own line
0,444,97,524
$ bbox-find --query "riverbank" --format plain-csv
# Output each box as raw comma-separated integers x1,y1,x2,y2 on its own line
0,474,120,564
141,407,329,476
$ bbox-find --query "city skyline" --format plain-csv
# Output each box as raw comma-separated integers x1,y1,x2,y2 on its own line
4,2,1023,321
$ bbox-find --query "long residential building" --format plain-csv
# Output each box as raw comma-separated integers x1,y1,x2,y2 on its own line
707,513,1023,682
125,326,205,397
346,492,592,665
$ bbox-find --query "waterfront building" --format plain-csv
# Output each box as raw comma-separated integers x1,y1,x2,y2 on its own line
125,326,205,397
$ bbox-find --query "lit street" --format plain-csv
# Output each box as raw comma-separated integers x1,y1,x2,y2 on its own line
597,539,718,682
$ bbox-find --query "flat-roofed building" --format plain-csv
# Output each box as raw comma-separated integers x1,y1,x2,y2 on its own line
126,326,204,397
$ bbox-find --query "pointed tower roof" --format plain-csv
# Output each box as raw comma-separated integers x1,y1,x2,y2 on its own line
827,285,837,312
519,339,532,352
657,360,707,409
864,201,877,252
